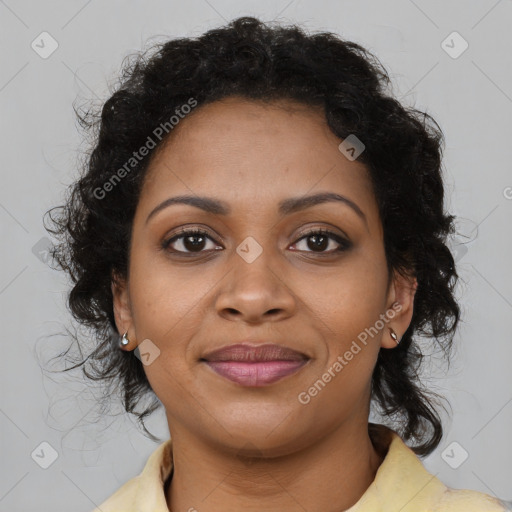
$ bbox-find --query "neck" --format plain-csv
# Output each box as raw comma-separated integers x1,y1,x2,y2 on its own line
165,420,385,512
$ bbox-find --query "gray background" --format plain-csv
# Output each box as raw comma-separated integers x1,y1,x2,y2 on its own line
1,1,511,511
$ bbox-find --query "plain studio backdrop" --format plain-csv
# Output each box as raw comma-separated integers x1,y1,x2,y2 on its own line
0,1,511,511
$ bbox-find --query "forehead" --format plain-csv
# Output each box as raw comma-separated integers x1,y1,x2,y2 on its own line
153,96,338,160
137,96,378,227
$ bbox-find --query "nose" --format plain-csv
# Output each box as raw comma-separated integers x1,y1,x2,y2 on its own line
215,246,296,324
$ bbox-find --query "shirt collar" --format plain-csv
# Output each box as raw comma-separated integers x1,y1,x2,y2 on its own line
131,422,447,512
345,423,447,511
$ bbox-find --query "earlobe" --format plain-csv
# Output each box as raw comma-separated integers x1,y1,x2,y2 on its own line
381,270,418,349
111,271,133,338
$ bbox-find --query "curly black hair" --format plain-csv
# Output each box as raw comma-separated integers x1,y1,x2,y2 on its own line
44,16,460,455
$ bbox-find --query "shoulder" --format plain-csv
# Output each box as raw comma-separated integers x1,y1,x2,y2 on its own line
366,424,509,512
434,485,509,511
88,438,173,512
90,476,141,512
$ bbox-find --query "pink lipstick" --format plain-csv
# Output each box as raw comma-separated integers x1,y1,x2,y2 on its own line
201,343,309,387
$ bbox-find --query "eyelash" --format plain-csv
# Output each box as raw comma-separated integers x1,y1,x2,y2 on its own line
161,227,351,256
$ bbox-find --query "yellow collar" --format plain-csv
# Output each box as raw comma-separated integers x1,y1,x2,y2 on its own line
95,423,507,512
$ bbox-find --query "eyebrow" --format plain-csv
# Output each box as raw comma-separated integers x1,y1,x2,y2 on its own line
145,192,367,227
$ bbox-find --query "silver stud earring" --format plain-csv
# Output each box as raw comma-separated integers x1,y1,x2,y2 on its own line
389,327,401,345
120,331,130,348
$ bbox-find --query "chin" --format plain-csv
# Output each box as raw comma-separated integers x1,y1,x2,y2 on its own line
207,416,313,458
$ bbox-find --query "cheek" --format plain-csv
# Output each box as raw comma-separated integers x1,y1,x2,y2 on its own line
295,253,387,384
128,248,213,340
299,254,388,331
128,259,203,397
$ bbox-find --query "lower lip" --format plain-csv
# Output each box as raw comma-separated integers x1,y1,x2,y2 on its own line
203,360,308,386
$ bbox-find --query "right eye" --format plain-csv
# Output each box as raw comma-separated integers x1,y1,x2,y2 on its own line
161,228,223,254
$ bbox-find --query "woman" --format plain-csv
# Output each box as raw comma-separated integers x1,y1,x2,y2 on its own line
45,16,509,512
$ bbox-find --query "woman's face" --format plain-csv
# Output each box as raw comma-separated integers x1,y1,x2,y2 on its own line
112,96,416,455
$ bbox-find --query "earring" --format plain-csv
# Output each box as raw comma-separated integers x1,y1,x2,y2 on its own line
120,331,130,348
389,327,401,345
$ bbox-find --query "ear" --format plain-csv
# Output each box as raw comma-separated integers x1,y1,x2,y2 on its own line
111,270,135,341
381,268,418,349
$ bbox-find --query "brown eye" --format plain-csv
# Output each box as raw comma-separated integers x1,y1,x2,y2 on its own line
291,229,351,254
162,229,221,254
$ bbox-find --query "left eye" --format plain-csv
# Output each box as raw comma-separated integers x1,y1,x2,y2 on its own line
291,229,350,254
162,228,350,255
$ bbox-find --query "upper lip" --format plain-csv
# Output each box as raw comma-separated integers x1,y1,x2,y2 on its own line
201,343,309,362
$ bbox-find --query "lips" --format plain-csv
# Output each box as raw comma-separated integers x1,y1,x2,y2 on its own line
202,343,308,362
201,343,310,386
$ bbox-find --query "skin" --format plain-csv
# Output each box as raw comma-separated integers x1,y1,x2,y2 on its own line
112,96,417,512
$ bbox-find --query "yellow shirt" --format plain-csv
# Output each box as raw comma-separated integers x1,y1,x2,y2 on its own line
91,423,509,512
